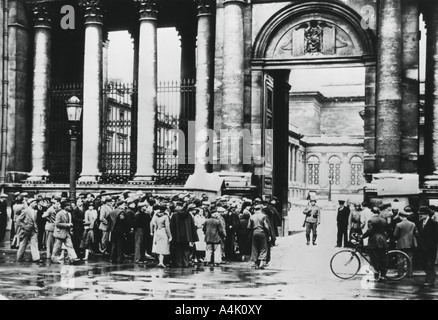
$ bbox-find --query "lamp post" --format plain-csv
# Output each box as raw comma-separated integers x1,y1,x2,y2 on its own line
65,96,82,201
328,174,334,202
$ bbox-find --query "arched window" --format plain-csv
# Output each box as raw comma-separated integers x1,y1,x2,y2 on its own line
350,156,363,186
307,156,320,185
328,156,341,185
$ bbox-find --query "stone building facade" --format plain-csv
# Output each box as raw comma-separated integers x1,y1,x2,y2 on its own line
0,0,436,218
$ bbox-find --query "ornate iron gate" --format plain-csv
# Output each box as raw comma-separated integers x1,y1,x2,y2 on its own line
48,83,83,183
155,79,195,185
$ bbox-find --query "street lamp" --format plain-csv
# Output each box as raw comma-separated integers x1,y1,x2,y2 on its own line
65,96,82,201
328,174,334,202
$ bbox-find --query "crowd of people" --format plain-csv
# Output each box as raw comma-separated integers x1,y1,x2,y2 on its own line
5,190,282,270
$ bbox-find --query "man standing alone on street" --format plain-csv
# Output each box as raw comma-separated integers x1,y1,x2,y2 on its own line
303,199,321,245
336,200,350,247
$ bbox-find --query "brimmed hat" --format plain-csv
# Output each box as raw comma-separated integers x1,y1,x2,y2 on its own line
379,203,392,210
20,192,28,197
116,200,125,207
13,192,20,197
338,200,345,204
187,204,197,211
0,193,7,198
217,207,226,213
399,210,412,217
27,198,37,204
254,204,263,210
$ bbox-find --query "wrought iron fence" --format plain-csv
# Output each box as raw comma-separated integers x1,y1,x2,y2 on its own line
48,80,195,185
100,82,136,184
156,79,195,185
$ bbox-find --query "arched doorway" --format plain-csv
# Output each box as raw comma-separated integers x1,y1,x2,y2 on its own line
251,1,376,210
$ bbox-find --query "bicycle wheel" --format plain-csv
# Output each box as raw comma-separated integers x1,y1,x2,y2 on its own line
330,250,361,280
385,250,411,281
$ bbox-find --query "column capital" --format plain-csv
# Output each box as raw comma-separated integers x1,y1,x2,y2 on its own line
195,0,215,17
31,3,53,29
79,0,105,25
135,0,158,21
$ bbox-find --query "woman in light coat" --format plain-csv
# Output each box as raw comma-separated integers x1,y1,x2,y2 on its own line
151,205,172,268
82,203,98,260
193,207,206,262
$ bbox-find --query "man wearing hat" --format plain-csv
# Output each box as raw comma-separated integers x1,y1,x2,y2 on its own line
362,210,388,282
336,200,350,248
0,193,8,242
247,204,271,269
170,201,199,267
393,208,418,277
51,201,79,264
418,207,438,287
16,198,41,262
124,198,136,257
108,200,128,263
303,199,321,246
98,196,112,255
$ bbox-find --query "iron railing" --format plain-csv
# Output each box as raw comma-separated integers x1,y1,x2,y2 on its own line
48,80,195,185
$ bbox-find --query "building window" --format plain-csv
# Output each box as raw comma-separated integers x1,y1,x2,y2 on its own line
350,156,363,186
328,156,341,186
308,156,320,185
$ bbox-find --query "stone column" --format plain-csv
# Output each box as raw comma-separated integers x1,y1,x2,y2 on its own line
423,3,438,186
132,0,158,182
194,0,214,175
78,0,104,182
376,0,403,173
27,4,52,182
102,38,109,86
220,0,245,172
363,63,377,177
401,0,419,173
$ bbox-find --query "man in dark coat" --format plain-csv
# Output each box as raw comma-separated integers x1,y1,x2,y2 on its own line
418,208,438,287
70,200,85,259
108,200,128,264
124,198,136,257
336,200,350,247
170,202,198,267
0,193,8,242
266,199,282,246
362,213,388,282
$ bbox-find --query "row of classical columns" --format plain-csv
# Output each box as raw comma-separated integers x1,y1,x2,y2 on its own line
27,0,246,183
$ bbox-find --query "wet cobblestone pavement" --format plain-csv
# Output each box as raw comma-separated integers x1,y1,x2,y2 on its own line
0,208,436,300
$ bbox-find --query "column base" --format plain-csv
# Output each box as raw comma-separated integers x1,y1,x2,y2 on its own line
25,172,49,184
185,172,224,192
424,175,438,189
77,175,99,185
129,175,156,185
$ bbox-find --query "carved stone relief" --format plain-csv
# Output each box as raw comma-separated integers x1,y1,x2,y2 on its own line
265,16,362,59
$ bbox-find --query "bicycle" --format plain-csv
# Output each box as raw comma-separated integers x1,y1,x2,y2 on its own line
330,234,411,281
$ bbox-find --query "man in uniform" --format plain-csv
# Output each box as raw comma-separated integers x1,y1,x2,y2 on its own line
303,198,321,245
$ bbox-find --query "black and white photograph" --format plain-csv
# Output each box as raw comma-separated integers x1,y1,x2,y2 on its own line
0,0,436,305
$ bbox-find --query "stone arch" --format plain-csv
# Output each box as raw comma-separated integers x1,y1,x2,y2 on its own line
252,0,375,61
